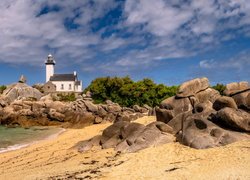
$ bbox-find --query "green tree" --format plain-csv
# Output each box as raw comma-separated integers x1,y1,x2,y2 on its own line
85,76,179,107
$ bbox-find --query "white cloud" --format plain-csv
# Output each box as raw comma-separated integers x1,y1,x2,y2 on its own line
111,0,250,69
199,60,216,69
0,0,250,76
194,49,250,83
200,50,250,71
0,0,118,65
124,0,193,36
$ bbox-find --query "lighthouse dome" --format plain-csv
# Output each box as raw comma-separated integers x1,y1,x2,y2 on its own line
45,54,55,65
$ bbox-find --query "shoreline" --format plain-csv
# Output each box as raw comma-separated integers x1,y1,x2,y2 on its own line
0,127,66,154
0,116,250,179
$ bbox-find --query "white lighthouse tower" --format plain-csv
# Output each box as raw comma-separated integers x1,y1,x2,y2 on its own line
45,54,55,82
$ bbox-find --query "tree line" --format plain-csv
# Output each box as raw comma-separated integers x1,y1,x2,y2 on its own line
84,76,179,107
84,77,227,107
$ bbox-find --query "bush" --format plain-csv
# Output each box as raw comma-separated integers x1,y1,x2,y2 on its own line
57,93,76,102
212,83,226,95
84,76,179,107
0,85,6,94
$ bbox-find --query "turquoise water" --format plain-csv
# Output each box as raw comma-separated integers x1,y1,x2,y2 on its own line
0,126,63,153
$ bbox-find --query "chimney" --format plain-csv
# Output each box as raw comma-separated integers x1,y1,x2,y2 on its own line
74,71,77,76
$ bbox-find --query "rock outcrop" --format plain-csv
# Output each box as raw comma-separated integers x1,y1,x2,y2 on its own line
1,78,250,153
69,99,149,125
213,96,238,111
224,81,250,96
78,121,175,153
1,83,42,104
176,77,209,98
155,77,250,149
0,84,150,128
76,78,249,153
178,114,249,149
215,108,250,131
231,91,250,111
223,81,250,111
160,96,192,115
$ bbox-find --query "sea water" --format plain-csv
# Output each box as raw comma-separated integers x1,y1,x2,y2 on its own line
0,126,64,153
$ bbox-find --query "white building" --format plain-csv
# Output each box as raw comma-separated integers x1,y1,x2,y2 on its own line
44,54,82,93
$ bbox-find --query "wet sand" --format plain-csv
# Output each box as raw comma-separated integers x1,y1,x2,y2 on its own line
0,116,250,180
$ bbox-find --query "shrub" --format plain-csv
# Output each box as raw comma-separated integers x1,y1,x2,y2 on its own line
84,76,178,107
57,93,76,102
0,85,6,94
212,83,226,95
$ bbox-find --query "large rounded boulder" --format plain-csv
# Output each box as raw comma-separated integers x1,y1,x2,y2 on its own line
77,121,175,153
155,107,174,124
215,107,250,132
213,96,238,111
2,83,43,104
176,77,209,98
160,96,192,116
178,113,249,149
224,81,250,96
195,88,220,104
231,91,250,110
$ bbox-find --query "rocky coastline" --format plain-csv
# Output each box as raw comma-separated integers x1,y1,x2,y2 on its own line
0,77,250,179
76,77,250,152
0,77,249,153
0,83,152,128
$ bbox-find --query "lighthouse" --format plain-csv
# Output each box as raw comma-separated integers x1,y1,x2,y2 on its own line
45,54,55,82
43,54,82,93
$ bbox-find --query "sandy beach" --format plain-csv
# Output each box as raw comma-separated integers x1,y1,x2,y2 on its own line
0,116,250,180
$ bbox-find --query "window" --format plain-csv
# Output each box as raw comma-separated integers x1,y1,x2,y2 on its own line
69,84,72,90
61,84,64,90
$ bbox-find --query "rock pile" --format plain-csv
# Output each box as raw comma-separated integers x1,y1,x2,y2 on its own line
61,98,151,128
155,77,250,149
78,77,250,153
0,85,151,128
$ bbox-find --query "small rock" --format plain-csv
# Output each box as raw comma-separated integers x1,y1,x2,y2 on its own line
105,100,113,105
19,75,27,83
85,91,92,98
94,116,103,124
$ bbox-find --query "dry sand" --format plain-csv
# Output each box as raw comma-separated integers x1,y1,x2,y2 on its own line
0,116,250,180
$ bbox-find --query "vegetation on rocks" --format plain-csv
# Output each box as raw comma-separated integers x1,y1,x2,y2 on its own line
0,85,6,94
212,83,226,95
84,76,179,107
57,93,76,102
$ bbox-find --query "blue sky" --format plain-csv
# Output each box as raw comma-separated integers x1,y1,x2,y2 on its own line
0,0,249,87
